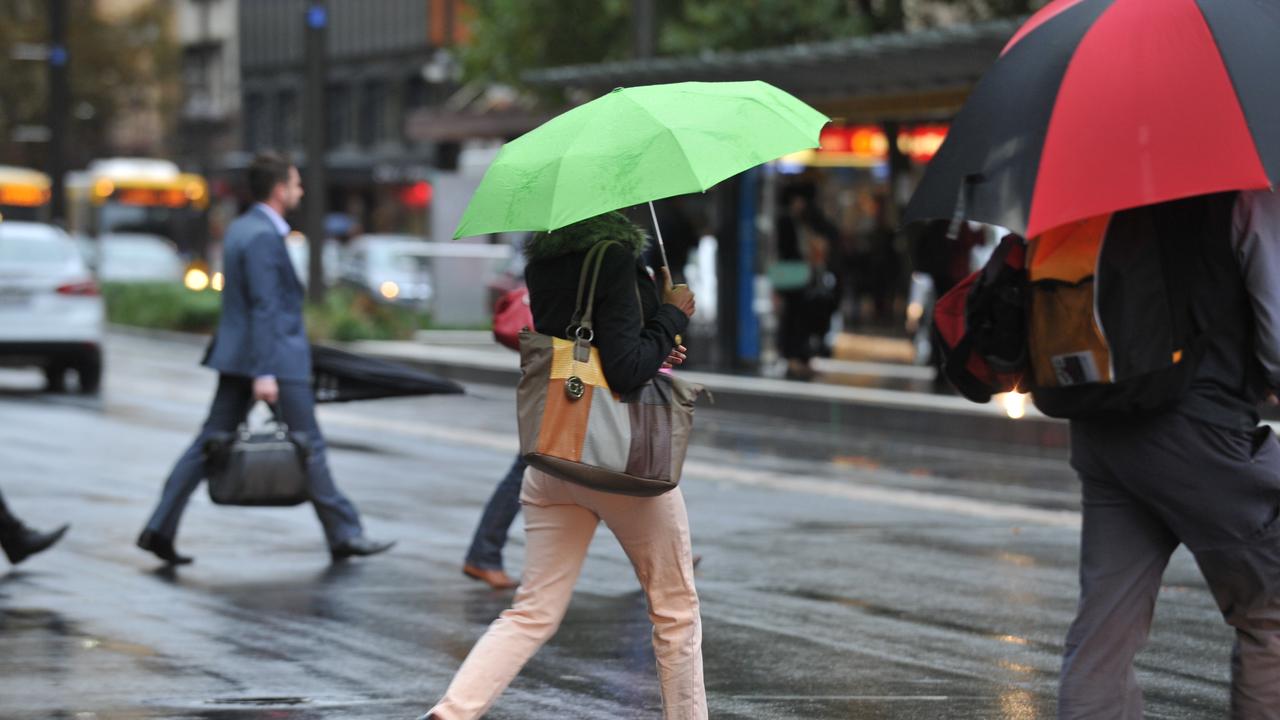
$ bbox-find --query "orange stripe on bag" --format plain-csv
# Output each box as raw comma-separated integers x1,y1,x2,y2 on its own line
536,380,593,462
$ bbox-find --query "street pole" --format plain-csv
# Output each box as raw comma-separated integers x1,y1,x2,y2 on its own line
632,0,655,59
47,0,68,225
303,0,328,304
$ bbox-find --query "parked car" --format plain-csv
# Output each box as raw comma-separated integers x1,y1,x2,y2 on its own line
0,220,105,393
340,235,436,309
94,233,186,283
284,232,341,288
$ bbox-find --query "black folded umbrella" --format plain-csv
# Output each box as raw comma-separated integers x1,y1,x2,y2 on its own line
311,344,464,403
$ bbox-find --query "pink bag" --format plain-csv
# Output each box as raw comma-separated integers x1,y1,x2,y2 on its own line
493,287,532,351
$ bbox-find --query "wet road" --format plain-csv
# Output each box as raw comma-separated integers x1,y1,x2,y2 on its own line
0,333,1233,719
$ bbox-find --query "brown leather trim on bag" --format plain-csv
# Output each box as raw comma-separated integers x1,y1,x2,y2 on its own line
524,453,679,497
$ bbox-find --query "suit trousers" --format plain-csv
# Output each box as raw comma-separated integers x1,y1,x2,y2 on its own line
142,374,363,547
1061,412,1280,720
427,468,706,720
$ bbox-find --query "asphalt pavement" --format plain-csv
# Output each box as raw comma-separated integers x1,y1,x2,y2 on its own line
0,332,1235,719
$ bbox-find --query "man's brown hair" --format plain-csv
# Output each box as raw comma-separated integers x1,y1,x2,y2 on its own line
247,151,293,203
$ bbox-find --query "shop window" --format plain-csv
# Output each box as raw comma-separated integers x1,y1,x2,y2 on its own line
326,83,351,149
244,92,264,150
358,80,386,147
276,89,298,150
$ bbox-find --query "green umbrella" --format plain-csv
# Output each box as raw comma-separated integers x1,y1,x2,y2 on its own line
453,81,829,247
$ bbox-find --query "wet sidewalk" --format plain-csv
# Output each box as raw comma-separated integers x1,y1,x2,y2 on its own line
0,331,1236,718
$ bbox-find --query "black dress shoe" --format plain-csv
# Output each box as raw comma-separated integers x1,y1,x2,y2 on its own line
136,530,193,566
330,536,395,562
1,523,70,565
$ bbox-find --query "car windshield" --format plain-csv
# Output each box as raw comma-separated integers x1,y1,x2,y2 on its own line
389,252,431,274
100,234,179,267
0,223,75,266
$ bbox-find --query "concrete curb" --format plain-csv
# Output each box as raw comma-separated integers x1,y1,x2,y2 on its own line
343,339,1071,453
106,326,1069,452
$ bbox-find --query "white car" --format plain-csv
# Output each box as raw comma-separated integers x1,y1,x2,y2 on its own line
340,235,436,308
94,232,186,282
0,221,105,393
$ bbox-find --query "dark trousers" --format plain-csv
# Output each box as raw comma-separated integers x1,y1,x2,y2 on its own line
464,455,527,570
1061,412,1280,720
143,374,363,548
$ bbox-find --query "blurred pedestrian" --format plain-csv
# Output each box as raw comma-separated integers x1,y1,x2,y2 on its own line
0,486,68,566
420,211,703,720
862,195,900,327
775,183,836,380
461,286,533,591
461,455,525,591
1059,191,1280,719
137,152,394,566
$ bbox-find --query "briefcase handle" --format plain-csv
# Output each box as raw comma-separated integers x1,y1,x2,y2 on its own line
236,402,292,441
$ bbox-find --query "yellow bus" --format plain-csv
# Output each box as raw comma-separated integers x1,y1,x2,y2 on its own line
0,165,52,222
66,158,210,256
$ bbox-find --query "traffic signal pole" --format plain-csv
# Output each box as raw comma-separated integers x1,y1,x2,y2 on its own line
303,1,328,303
47,0,68,225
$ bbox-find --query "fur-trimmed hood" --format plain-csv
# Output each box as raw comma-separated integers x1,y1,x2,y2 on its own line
524,212,649,262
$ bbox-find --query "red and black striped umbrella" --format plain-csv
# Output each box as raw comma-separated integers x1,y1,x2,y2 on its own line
905,0,1280,239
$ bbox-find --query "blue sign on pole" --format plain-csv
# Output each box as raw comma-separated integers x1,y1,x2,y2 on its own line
49,45,68,67
307,6,327,29
736,167,761,363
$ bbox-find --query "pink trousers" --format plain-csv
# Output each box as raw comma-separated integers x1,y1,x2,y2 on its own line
426,468,707,719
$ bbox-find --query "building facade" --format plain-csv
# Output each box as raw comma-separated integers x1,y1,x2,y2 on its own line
236,0,468,236
176,0,241,174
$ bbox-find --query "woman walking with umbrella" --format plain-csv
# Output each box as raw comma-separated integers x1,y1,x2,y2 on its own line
416,81,827,720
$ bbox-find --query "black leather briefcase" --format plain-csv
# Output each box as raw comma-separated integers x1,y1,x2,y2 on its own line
205,406,310,507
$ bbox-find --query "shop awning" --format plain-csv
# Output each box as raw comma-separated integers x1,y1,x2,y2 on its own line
522,18,1021,122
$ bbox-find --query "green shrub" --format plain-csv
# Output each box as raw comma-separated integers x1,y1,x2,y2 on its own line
105,283,431,342
305,286,431,341
102,282,222,333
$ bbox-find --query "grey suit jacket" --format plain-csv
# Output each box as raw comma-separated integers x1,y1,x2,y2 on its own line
203,207,311,380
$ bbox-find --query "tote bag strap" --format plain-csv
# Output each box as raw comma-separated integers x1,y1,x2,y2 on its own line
568,240,619,339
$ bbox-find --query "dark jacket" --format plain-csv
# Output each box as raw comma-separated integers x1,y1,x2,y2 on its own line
524,212,689,395
203,206,312,381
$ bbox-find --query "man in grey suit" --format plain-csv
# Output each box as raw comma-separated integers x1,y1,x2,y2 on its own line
137,152,393,565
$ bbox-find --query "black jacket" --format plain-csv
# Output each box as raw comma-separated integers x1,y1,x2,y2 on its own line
524,213,689,395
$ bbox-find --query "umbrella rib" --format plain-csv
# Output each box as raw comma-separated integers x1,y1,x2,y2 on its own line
620,92,708,191
545,110,604,230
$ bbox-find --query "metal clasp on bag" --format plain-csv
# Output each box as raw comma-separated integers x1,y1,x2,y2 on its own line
565,375,586,400
564,325,593,401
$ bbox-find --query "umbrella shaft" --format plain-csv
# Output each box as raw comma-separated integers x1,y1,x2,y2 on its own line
647,201,671,271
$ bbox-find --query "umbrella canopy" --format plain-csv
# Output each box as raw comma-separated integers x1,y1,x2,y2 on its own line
905,0,1280,239
311,345,464,403
454,81,828,238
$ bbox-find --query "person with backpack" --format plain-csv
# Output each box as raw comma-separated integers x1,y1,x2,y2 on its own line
1018,192,1280,719
417,211,701,720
